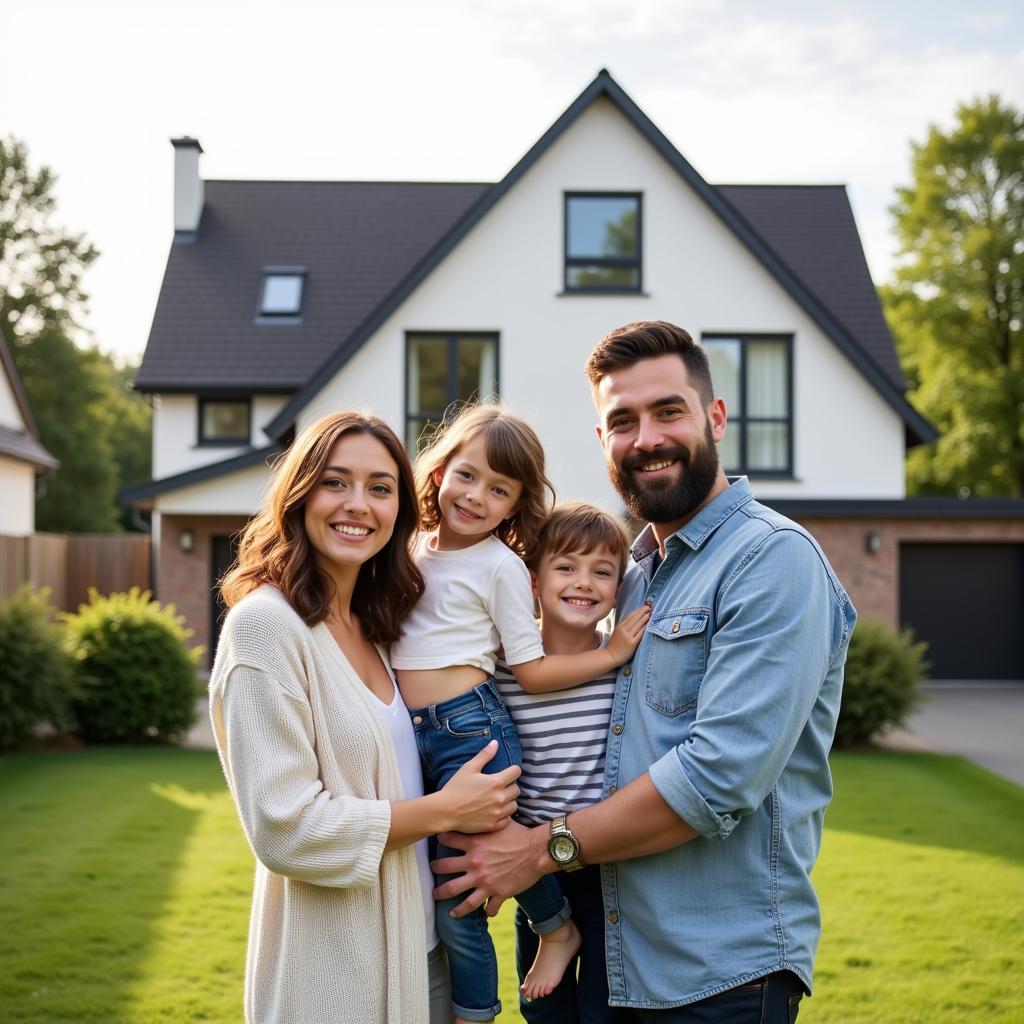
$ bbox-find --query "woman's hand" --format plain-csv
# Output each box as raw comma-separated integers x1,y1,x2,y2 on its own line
439,740,521,834
605,602,651,666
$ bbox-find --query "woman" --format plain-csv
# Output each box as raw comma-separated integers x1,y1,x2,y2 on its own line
210,411,520,1024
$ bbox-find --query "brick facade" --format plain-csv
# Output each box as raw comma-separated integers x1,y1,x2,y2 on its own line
794,515,1024,629
157,514,249,665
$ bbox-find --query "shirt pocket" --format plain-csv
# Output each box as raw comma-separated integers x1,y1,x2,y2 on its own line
643,608,710,717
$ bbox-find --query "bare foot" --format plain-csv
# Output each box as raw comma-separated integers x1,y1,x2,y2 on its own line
520,919,581,1001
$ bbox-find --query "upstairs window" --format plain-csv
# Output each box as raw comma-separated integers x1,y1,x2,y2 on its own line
259,269,305,317
703,335,792,476
406,333,499,452
564,193,642,292
198,398,251,446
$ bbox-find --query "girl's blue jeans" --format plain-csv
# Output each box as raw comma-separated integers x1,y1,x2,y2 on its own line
409,679,571,1023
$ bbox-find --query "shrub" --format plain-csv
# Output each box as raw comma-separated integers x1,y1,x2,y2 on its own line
834,619,929,748
0,586,74,751
66,588,203,744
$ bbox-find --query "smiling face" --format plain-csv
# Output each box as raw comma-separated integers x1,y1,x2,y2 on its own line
595,353,729,534
533,545,622,635
432,434,523,550
303,431,401,577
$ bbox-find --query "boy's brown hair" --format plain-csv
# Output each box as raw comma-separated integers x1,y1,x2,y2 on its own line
528,502,632,581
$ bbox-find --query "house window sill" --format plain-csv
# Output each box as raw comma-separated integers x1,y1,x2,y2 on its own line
557,289,649,298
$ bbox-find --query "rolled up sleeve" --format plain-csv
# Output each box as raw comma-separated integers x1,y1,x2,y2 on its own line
649,529,838,838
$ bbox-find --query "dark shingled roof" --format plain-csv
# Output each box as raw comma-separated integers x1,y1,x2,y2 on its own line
717,184,904,390
0,423,58,471
135,180,490,392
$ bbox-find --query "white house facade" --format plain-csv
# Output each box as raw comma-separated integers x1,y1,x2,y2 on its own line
124,71,1024,680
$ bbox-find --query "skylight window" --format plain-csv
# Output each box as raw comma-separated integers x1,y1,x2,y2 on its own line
259,270,305,317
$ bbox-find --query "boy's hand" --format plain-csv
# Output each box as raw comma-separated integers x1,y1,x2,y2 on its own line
606,602,651,665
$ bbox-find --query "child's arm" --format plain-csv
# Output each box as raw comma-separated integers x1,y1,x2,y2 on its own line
510,603,650,694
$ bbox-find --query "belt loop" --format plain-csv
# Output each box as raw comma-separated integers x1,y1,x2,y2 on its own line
428,705,441,729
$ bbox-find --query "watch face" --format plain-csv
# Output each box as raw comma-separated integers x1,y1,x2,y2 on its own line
551,835,578,862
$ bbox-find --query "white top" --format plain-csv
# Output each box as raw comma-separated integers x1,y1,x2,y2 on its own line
209,586,429,1024
366,679,439,952
493,636,616,826
391,533,545,674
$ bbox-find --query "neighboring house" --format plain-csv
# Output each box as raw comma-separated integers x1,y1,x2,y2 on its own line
124,70,1024,679
0,326,58,536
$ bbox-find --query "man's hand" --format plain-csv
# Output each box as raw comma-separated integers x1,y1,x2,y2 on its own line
432,819,547,918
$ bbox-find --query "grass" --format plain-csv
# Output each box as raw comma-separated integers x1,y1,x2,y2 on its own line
0,748,1021,1023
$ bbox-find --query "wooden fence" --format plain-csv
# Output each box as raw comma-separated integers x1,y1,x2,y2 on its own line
0,532,151,611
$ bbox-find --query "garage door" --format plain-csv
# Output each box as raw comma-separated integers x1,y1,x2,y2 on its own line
900,543,1024,680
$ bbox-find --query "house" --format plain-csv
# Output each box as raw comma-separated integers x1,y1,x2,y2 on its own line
124,70,1024,679
0,326,58,536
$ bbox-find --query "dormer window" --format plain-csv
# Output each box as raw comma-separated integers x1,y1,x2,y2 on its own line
258,268,305,318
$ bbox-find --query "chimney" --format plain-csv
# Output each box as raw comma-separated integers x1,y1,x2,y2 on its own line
171,137,204,235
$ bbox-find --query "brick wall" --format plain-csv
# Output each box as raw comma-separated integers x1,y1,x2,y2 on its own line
796,516,1024,629
157,514,249,664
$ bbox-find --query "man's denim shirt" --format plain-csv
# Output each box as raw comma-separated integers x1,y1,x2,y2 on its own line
602,478,856,1008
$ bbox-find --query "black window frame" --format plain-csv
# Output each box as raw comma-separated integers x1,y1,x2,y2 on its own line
404,332,500,452
256,266,306,321
197,396,252,447
563,192,643,294
702,333,794,478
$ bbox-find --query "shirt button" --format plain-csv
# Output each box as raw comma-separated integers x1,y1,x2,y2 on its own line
609,785,617,795
611,724,623,735
412,715,423,725
623,667,631,677
608,911,619,924
671,620,681,633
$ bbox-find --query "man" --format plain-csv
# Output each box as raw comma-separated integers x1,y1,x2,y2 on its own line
436,321,857,1022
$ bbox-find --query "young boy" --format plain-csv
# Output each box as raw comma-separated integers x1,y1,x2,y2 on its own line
493,502,634,1024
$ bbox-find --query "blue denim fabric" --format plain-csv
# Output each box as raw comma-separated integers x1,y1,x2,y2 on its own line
410,680,570,1022
603,478,856,1009
515,865,631,1024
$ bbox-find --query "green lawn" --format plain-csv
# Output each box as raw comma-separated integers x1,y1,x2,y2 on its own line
1,748,1021,1023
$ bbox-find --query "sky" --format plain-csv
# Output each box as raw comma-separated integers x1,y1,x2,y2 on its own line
3,0,1023,363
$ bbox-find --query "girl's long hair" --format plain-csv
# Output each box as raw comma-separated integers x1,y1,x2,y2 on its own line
220,411,424,644
415,403,555,560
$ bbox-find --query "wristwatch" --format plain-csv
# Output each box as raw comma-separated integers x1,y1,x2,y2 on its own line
548,814,585,872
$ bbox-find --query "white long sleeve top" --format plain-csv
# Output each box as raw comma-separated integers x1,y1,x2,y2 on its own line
209,585,428,1024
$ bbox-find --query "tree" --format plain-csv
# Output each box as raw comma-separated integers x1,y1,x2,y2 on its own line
881,97,1024,497
1,136,151,531
1,136,98,338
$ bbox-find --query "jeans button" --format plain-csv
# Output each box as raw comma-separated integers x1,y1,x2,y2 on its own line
611,723,623,735
607,911,619,924
412,715,423,725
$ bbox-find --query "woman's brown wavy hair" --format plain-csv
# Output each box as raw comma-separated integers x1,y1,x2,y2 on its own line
220,411,424,644
415,403,555,561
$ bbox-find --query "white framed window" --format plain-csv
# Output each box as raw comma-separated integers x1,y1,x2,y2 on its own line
259,269,305,317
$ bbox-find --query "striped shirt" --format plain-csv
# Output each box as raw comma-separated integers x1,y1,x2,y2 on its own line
494,642,616,826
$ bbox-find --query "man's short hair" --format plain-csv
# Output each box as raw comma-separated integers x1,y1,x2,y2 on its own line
584,320,714,406
528,502,632,581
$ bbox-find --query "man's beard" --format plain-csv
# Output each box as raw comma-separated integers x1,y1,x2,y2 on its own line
608,419,720,525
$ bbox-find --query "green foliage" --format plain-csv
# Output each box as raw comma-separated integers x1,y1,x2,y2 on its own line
835,620,929,747
1,135,152,531
0,135,98,338
881,95,1024,496
65,589,202,744
0,586,73,751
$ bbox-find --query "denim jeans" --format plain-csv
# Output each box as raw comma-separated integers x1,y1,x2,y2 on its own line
623,971,804,1023
410,679,571,1022
515,864,631,1024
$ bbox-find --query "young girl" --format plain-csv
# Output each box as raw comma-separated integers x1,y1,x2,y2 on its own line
392,404,649,1024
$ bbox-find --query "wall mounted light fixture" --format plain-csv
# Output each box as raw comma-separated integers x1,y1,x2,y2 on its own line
180,528,195,553
864,531,881,555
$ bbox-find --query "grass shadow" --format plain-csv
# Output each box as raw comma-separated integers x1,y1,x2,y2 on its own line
0,747,227,1023
826,749,1024,864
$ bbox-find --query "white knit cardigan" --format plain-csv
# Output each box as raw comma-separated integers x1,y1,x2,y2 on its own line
209,586,429,1024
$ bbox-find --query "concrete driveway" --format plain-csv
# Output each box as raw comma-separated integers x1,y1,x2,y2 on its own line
890,682,1024,787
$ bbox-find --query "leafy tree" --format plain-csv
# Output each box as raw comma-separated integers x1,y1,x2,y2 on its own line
882,96,1024,496
0,136,151,530
0,136,98,338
